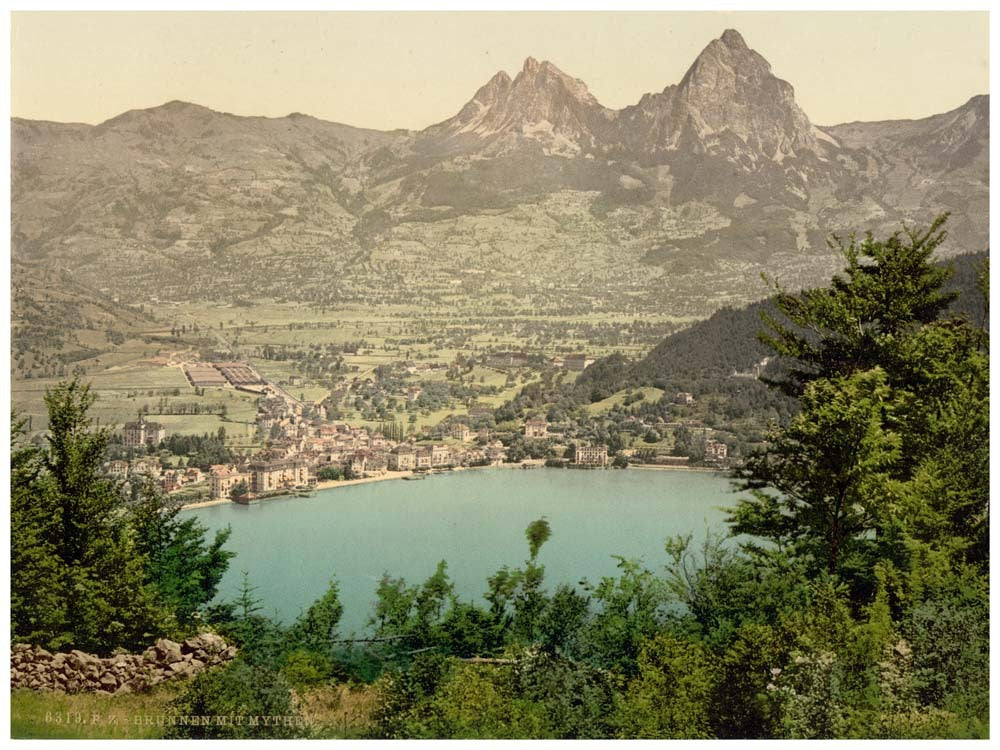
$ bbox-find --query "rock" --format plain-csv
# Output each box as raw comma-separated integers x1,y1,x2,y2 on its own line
65,679,80,692
182,633,227,655
50,653,67,667
99,673,119,689
114,682,133,695
220,646,238,661
167,662,189,675
155,639,184,663
189,658,205,670
35,648,52,662
13,643,32,653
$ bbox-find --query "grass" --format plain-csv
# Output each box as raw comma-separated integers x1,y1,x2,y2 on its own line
585,387,665,415
10,685,182,739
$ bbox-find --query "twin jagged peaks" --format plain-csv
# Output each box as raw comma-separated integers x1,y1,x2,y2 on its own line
426,29,821,160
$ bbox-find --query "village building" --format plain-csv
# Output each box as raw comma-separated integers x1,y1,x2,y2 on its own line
210,465,251,500
563,353,595,371
106,460,129,478
350,450,369,476
575,445,609,467
215,362,262,386
131,456,163,478
431,444,451,467
485,440,507,466
388,445,416,471
185,363,228,387
247,459,310,494
450,422,472,441
160,472,182,493
524,419,548,439
675,392,695,405
123,415,166,448
415,447,433,469
705,438,729,462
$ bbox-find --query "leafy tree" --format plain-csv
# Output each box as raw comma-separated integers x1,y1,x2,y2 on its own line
10,415,64,644
525,517,551,561
129,481,235,625
760,214,956,396
287,578,344,653
229,480,249,502
732,216,987,582
578,557,668,677
616,634,716,738
731,368,902,575
13,380,164,652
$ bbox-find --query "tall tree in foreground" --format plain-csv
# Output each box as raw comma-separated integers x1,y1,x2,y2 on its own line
731,215,988,583
130,480,235,626
26,380,163,651
11,379,237,653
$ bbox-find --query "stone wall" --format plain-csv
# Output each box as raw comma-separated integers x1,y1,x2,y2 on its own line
10,633,237,695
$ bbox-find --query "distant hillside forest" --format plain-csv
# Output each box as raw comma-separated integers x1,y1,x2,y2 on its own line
494,251,987,433
11,218,988,739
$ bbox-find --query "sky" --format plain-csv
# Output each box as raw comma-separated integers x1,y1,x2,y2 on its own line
10,11,990,130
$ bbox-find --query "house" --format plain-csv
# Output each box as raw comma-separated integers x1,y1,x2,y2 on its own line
350,451,369,476
160,472,181,493
106,460,129,478
209,466,250,500
524,419,548,439
431,444,451,467
705,439,728,462
123,415,166,448
563,353,595,371
248,459,310,494
485,440,507,466
450,423,472,442
575,445,608,467
406,386,423,403
415,447,433,469
675,392,695,405
388,445,416,471
131,456,163,478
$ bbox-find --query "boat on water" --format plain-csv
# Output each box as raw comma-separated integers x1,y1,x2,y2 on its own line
293,484,316,497
403,473,427,481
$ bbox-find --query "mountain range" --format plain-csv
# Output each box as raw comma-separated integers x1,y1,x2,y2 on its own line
11,29,989,319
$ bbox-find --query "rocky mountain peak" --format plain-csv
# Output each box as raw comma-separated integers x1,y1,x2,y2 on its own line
509,57,601,108
425,56,609,149
719,28,750,51
664,29,819,158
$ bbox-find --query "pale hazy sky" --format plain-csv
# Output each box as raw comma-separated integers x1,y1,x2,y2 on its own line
11,11,989,129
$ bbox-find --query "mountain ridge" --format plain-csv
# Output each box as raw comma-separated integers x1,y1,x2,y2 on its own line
11,28,989,321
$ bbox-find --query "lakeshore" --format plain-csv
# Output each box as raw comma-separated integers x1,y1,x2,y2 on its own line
179,460,725,511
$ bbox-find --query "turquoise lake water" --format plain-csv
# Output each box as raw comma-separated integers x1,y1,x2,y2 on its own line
186,468,743,634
